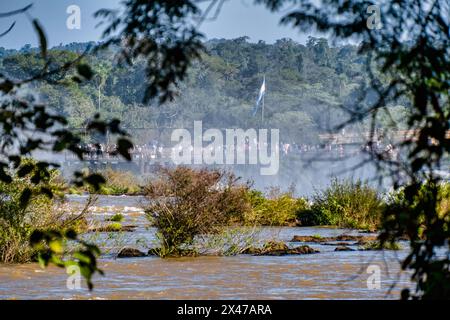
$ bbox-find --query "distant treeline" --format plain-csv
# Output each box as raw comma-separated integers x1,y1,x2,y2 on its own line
0,37,410,144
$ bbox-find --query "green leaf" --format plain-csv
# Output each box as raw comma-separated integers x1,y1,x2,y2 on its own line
30,230,44,245
77,64,94,80
72,76,82,83
65,229,77,240
49,239,64,254
17,164,34,177
19,188,32,208
73,252,92,264
8,156,21,168
84,173,106,191
37,254,47,268
0,166,12,183
39,187,54,199
0,79,14,94
117,138,133,161
37,252,50,268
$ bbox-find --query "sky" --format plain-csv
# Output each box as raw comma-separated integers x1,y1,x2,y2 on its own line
0,0,315,50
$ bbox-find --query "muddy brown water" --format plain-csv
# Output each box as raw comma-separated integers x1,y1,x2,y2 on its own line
0,195,414,300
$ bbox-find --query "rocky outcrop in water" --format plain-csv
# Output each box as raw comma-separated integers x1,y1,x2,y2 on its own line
117,247,147,258
241,241,319,256
334,246,355,251
290,234,405,252
89,224,138,233
147,248,198,257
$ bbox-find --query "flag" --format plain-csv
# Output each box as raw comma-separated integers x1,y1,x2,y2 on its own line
252,76,266,116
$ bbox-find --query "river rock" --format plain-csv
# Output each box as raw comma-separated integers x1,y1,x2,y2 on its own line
89,224,137,233
121,225,138,232
334,246,355,251
117,247,147,258
289,245,319,254
263,240,289,251
242,241,319,256
291,235,328,243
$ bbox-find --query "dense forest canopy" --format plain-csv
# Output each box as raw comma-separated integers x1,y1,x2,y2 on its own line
0,37,408,144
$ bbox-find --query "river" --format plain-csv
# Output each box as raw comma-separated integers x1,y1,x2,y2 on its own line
0,195,413,300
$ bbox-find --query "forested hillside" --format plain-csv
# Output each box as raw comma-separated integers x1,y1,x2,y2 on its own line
0,37,408,144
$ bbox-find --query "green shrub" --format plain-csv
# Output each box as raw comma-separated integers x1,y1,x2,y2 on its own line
68,187,83,195
0,160,87,263
105,222,123,232
384,182,450,239
106,213,124,222
68,168,142,195
244,188,309,226
99,169,142,195
144,167,251,257
196,226,261,256
386,182,450,218
303,178,383,230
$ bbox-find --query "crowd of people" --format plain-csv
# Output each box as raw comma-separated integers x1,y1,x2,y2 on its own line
68,139,398,162
280,140,399,160
72,141,167,161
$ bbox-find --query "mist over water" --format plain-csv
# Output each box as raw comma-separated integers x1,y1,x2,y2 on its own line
50,146,386,197
233,151,384,197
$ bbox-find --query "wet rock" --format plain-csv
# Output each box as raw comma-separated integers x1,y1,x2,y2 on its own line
89,224,137,233
336,235,369,241
263,240,289,252
241,241,319,256
117,247,147,258
240,247,261,255
291,235,328,243
147,248,198,257
121,225,138,232
288,245,319,255
334,246,355,251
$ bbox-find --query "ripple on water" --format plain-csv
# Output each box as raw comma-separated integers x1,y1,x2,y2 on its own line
0,248,413,299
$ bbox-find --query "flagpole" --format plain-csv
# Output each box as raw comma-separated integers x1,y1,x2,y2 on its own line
261,75,265,124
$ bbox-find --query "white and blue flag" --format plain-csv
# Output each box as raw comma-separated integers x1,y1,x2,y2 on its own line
252,76,266,116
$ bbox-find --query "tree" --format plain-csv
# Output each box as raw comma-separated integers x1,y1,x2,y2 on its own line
94,0,204,104
307,37,332,67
